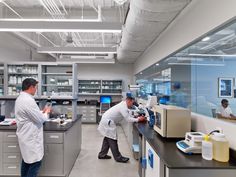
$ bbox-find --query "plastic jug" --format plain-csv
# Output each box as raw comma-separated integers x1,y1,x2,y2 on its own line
211,133,229,162
202,135,213,160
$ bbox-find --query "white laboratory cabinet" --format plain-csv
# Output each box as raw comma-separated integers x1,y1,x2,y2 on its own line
145,141,164,177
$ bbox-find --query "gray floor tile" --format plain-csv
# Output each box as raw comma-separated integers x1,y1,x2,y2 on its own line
69,124,139,177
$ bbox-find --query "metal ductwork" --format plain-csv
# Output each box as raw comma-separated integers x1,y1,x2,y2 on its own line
117,0,191,63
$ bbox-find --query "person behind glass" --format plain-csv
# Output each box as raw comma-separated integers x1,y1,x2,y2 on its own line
15,78,51,177
98,95,146,163
216,99,236,119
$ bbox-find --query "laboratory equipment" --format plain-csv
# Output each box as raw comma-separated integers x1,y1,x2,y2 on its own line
176,132,205,154
152,105,191,138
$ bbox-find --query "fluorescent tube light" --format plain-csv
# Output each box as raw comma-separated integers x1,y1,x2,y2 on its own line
0,18,101,22
0,28,121,33
168,62,224,66
39,51,117,54
201,37,210,42
189,53,236,57
0,21,122,33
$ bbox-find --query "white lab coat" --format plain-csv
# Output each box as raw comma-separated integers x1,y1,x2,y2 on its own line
15,92,48,164
98,101,138,140
216,106,233,118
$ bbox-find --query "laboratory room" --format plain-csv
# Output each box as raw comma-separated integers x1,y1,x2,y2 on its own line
1,0,236,177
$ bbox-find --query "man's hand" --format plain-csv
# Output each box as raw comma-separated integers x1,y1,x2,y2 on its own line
42,107,52,114
138,115,146,122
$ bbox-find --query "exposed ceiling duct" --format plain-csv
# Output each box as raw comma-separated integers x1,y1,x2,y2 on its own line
117,0,191,63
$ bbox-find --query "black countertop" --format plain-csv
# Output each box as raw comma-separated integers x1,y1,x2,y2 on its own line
0,114,82,132
134,122,236,169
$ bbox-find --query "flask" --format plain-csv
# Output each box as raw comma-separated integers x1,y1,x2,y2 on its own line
211,133,229,162
202,135,213,160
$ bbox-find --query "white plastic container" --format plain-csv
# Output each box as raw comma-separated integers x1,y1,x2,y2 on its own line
202,135,213,160
211,133,229,162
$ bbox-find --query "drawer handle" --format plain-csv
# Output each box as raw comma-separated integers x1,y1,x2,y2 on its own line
8,145,17,148
49,135,59,139
7,135,16,138
8,156,17,159
8,166,17,169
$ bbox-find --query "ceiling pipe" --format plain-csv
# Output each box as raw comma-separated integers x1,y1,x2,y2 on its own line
117,0,191,63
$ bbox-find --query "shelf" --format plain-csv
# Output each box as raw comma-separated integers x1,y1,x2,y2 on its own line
8,73,38,75
78,83,101,85
42,84,72,87
8,84,22,86
78,93,101,96
102,88,122,90
79,88,100,90
42,73,72,76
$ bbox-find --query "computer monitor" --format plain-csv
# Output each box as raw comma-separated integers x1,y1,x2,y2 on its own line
100,96,112,104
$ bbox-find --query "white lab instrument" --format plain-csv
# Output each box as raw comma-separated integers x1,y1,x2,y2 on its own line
146,95,157,108
176,132,205,154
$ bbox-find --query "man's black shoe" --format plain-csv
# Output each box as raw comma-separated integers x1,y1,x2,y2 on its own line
98,155,112,159
116,156,129,163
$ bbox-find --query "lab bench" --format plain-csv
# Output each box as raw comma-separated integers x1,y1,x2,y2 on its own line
133,122,236,177
0,114,82,177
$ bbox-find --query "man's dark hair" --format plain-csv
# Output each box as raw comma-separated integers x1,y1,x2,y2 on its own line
221,99,229,105
22,78,38,91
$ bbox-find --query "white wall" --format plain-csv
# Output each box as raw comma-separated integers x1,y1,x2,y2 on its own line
192,113,236,151
0,33,52,62
134,0,236,74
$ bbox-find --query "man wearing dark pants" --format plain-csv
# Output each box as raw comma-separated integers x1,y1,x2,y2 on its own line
15,78,51,177
98,95,146,163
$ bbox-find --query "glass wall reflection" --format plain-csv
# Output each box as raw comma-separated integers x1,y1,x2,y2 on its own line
136,19,236,119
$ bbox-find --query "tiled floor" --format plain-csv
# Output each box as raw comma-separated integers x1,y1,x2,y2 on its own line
69,124,139,177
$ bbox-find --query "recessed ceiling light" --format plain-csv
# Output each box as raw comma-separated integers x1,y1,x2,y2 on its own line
156,63,159,66
140,72,143,75
201,36,210,42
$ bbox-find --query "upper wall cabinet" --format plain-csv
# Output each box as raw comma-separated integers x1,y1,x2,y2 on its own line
6,63,39,96
40,63,78,99
101,80,122,95
0,64,4,96
1,63,78,99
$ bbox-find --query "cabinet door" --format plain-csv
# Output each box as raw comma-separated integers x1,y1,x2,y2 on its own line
41,144,64,176
145,141,164,177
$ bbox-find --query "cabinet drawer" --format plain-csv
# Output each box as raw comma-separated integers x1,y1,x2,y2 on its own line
45,133,63,144
3,153,21,163
88,109,96,113
3,143,20,153
3,163,20,175
3,132,17,142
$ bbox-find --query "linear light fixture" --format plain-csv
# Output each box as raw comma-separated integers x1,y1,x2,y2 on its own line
57,58,115,64
37,47,117,54
168,62,225,66
0,18,101,22
201,36,210,42
0,21,122,33
189,53,236,57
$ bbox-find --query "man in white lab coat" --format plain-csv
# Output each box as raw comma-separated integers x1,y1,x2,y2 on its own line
98,96,146,163
15,78,51,177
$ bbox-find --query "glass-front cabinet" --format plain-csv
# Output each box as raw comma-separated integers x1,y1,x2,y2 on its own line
0,64,4,96
41,64,73,97
78,80,101,95
6,63,39,96
101,80,122,95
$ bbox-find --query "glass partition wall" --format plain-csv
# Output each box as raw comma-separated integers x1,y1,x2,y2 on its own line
136,19,236,118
